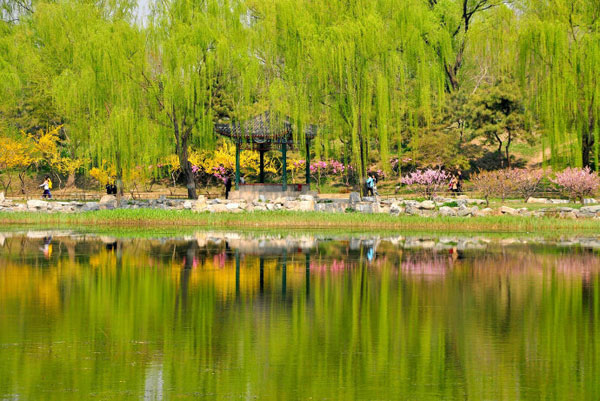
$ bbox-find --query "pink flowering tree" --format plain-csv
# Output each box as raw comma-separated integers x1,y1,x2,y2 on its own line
471,170,507,206
310,160,329,187
511,168,547,200
293,159,356,189
551,167,600,204
401,169,449,199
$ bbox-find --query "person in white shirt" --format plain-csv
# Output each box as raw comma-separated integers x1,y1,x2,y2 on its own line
39,176,52,199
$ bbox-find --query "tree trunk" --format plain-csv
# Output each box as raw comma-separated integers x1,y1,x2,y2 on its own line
178,133,197,199
0,174,12,194
66,172,76,188
358,113,366,195
582,127,595,170
18,169,27,194
505,132,512,169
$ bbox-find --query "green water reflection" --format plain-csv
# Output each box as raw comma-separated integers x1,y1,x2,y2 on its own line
0,231,599,400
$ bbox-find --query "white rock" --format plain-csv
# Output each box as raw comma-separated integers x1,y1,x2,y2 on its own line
297,200,315,211
439,206,457,217
183,200,193,209
211,204,228,213
27,199,49,209
580,205,600,214
298,194,315,202
474,208,493,217
526,197,549,204
467,199,487,205
418,200,436,210
82,202,99,211
226,202,240,210
390,203,404,215
0,192,4,202
500,206,518,215
349,192,361,204
99,195,117,204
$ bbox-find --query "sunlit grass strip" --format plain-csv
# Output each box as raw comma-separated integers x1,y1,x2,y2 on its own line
1,210,600,232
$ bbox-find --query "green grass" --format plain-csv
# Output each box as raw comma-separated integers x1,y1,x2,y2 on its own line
1,209,599,233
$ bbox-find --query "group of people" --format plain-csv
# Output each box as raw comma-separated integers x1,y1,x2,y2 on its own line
448,171,463,194
38,170,463,200
105,183,118,195
365,174,379,196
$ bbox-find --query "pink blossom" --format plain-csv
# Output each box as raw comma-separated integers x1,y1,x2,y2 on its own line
401,169,449,199
551,167,600,203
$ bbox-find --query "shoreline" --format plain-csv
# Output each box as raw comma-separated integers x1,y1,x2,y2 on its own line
1,210,600,233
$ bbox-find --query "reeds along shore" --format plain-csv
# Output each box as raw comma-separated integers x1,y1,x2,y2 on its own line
1,210,600,232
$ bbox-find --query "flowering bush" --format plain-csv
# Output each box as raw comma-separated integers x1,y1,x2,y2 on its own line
471,170,515,205
510,168,547,200
401,169,449,199
551,167,600,204
293,159,356,188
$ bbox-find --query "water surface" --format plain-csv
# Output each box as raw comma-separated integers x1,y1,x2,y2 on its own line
1,230,599,400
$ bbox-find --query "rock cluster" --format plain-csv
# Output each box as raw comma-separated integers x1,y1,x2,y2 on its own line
1,191,600,219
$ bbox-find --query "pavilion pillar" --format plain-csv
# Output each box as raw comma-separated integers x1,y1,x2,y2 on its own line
259,256,264,294
282,250,287,298
305,253,310,296
235,142,240,190
259,149,265,183
281,142,287,191
305,139,311,187
235,249,240,297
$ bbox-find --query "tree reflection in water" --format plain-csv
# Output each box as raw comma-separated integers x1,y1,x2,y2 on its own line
0,231,599,400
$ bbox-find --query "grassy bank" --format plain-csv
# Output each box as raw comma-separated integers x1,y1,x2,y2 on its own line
1,209,599,232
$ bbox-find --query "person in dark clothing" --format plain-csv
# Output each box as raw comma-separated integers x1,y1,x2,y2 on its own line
366,175,375,196
224,175,232,199
456,171,463,194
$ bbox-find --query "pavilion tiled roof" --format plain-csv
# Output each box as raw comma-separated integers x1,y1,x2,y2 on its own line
214,111,316,147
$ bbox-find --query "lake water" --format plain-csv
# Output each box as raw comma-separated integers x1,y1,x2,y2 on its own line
1,230,599,400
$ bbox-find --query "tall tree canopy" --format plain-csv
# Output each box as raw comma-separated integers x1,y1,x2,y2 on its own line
146,0,256,198
519,0,600,169
2,0,599,197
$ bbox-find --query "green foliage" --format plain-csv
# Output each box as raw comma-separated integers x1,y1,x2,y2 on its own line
518,0,600,168
466,79,531,168
2,0,600,197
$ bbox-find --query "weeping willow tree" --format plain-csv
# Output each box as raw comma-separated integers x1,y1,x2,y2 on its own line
0,1,65,135
146,0,255,199
519,0,600,169
250,0,447,189
34,0,157,194
426,0,506,92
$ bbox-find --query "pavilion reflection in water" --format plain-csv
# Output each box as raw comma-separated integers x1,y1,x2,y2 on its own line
194,232,317,297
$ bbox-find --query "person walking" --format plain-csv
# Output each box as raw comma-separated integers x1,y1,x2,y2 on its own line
224,175,232,199
366,175,374,196
456,170,463,194
372,174,379,196
449,176,458,195
39,176,52,199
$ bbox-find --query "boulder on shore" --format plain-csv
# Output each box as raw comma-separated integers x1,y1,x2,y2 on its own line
500,206,518,216
526,197,549,204
417,200,436,210
27,199,49,210
99,195,117,204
